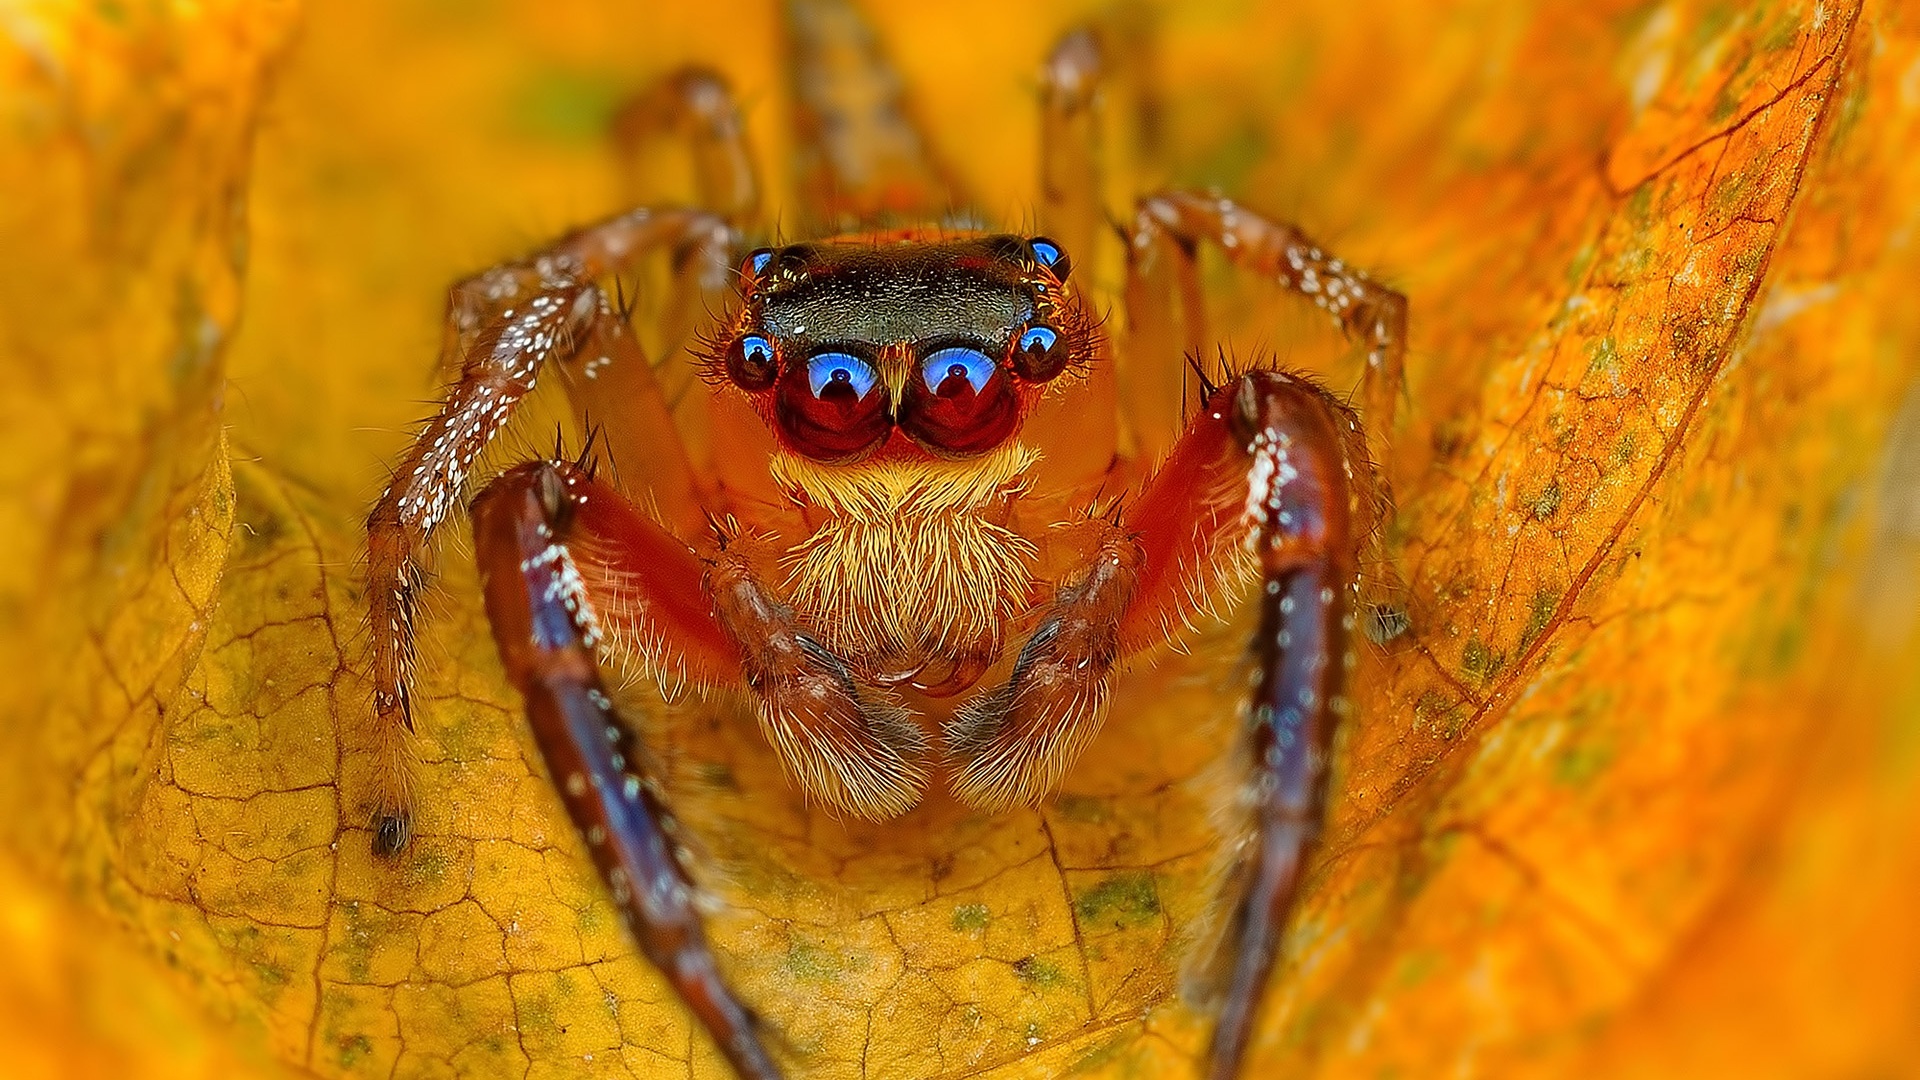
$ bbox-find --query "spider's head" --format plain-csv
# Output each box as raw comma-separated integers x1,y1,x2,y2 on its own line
711,234,1095,465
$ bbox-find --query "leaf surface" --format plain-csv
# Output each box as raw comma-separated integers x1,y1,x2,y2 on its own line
3,1,1918,1078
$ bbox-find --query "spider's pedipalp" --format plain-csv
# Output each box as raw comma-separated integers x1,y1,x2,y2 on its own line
946,522,1138,811
704,550,934,820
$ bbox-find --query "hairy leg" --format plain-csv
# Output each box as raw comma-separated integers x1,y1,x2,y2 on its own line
470,461,782,1080
1123,190,1407,467
953,367,1382,1076
1038,28,1103,274
783,0,965,228
609,68,759,454
365,206,727,854
1192,374,1370,1080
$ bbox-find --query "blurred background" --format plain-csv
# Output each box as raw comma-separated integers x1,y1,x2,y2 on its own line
2,0,1917,1077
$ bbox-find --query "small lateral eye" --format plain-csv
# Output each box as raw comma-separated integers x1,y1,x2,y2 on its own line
1013,325,1068,382
726,333,777,391
921,346,997,394
1028,236,1071,280
806,351,880,400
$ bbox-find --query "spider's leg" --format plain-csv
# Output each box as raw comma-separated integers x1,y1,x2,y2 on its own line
607,70,761,455
1039,27,1103,272
783,0,966,228
366,207,731,855
1023,27,1120,492
1177,374,1369,1080
951,371,1371,1077
471,461,781,1080
1125,190,1408,468
612,66,760,225
366,278,599,856
548,213,736,537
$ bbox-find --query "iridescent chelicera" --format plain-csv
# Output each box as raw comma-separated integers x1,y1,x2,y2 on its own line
363,4,1405,1077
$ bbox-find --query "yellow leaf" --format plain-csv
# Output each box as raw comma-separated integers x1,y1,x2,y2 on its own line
3,1,1918,1078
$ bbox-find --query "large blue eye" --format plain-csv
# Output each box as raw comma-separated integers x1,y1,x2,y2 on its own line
806,351,879,400
921,347,997,394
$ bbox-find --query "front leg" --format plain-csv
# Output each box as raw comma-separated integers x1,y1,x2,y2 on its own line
948,371,1376,1079
471,459,936,1073
471,462,781,1080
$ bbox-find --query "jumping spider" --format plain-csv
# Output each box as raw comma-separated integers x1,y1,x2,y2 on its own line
364,8,1404,1078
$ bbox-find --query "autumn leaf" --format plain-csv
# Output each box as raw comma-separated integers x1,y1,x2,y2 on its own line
4,1,1919,1078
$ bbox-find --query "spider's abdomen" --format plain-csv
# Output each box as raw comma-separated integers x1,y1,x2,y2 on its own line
770,444,1039,692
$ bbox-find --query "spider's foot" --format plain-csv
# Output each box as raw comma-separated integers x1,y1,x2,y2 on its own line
371,809,413,857
367,721,417,857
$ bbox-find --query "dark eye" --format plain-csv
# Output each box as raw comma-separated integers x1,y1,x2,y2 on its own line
1013,325,1068,382
774,348,891,462
726,333,777,390
741,247,775,280
920,346,996,394
900,344,1020,456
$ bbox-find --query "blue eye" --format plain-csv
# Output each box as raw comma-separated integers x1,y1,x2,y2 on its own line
1018,326,1058,354
1027,236,1071,279
806,351,879,400
744,247,774,278
921,347,998,394
740,334,773,365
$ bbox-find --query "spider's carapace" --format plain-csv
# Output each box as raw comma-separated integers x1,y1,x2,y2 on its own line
724,234,1088,464
362,7,1405,1079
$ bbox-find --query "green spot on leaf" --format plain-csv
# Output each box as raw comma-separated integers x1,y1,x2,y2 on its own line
950,903,991,933
1532,478,1563,520
1523,586,1561,646
1074,872,1161,930
1461,639,1506,683
1013,956,1068,990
